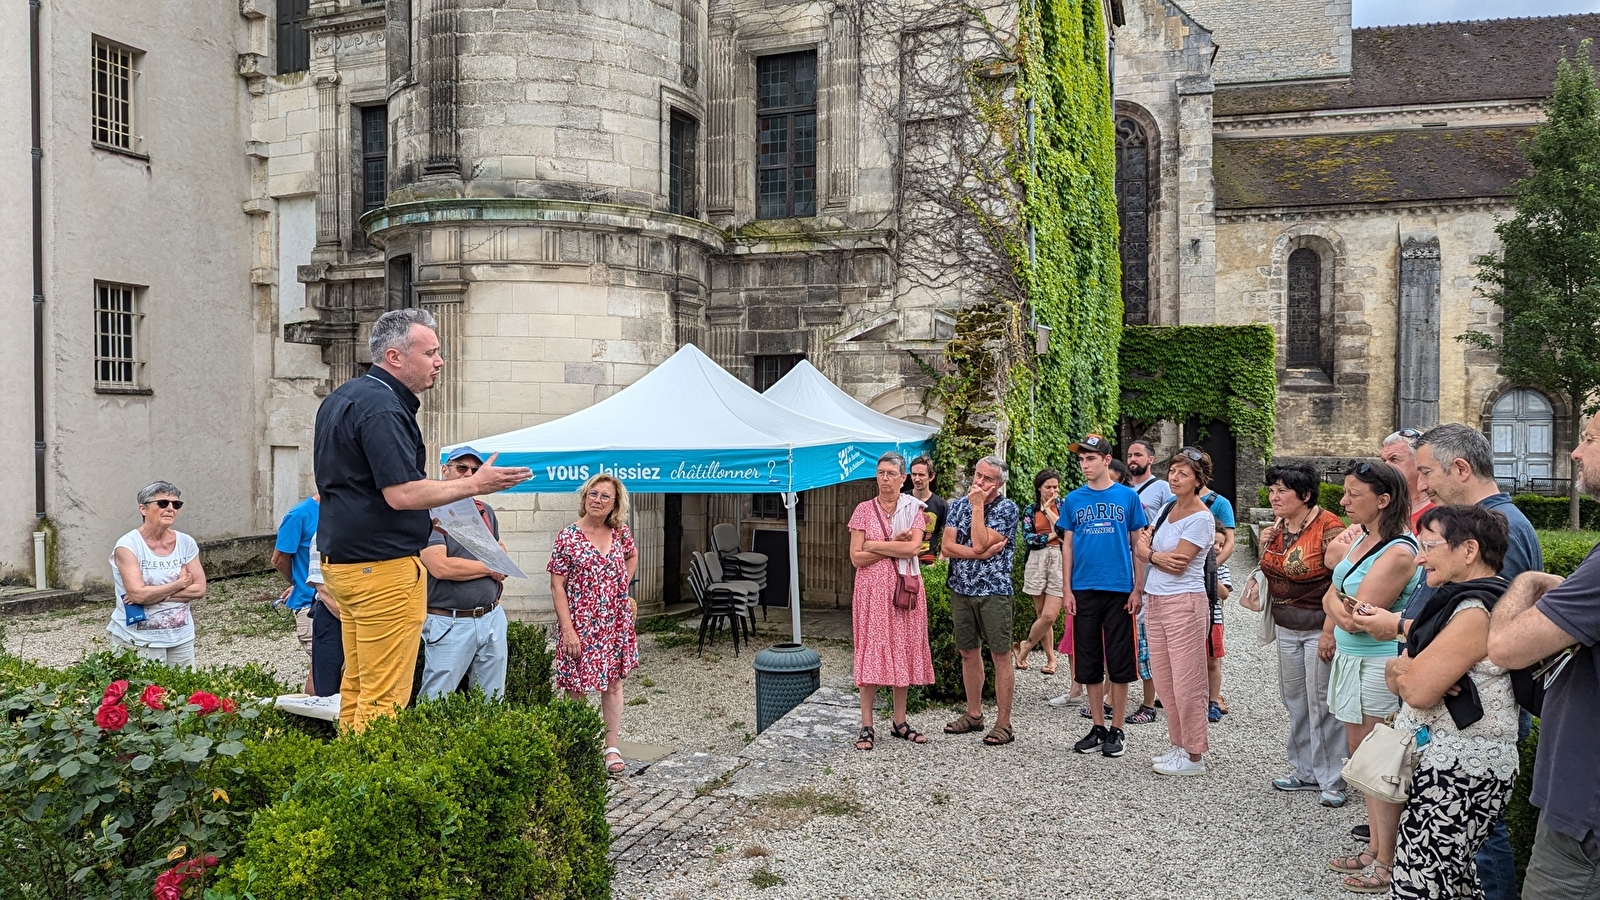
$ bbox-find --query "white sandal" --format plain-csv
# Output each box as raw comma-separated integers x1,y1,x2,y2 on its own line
604,746,626,777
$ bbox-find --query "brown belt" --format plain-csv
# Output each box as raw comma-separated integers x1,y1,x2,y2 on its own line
426,600,500,619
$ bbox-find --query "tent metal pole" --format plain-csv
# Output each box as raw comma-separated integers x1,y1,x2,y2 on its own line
786,490,801,644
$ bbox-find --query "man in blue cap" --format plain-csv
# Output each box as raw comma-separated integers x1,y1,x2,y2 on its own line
418,448,510,699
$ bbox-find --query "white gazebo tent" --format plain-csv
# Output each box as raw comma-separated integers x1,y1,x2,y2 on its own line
762,359,938,459
441,344,911,643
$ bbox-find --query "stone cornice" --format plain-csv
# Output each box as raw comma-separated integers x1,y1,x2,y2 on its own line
726,227,894,255
1217,197,1512,223
304,4,385,35
1214,99,1543,136
361,198,731,250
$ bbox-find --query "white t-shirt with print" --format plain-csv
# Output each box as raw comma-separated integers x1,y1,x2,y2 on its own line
1143,508,1215,596
107,529,199,648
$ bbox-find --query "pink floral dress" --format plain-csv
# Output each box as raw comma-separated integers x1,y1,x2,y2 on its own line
547,523,639,692
849,496,935,688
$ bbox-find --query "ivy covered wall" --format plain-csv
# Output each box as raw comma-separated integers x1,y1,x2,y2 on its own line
1118,324,1278,453
925,0,1123,497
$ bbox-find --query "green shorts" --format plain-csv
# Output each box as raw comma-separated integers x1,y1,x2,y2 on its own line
952,593,1015,653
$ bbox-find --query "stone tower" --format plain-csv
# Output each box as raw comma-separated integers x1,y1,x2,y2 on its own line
1179,0,1351,83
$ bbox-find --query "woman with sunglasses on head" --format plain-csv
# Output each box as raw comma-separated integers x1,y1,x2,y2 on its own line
549,473,639,776
108,482,208,670
1323,459,1425,893
1353,505,1517,900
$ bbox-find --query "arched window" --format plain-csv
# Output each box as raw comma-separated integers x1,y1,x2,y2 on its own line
1115,116,1151,325
1286,247,1321,368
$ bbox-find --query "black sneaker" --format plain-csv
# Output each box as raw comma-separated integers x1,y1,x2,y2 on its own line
1073,724,1108,754
1351,823,1370,841
1101,727,1126,757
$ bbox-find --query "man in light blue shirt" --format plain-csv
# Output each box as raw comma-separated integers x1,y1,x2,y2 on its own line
273,493,319,693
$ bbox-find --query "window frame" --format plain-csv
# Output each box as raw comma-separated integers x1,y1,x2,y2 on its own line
91,37,144,157
276,0,311,75
94,281,148,394
360,104,389,215
755,50,818,220
668,110,699,217
1114,114,1154,326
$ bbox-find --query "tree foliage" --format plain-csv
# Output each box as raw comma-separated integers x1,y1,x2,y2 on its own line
1463,41,1600,526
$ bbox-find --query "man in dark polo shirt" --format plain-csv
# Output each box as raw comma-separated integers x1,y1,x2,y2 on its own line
1488,412,1600,899
418,448,509,700
314,307,529,732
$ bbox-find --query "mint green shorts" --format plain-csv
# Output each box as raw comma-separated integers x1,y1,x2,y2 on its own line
1328,652,1399,725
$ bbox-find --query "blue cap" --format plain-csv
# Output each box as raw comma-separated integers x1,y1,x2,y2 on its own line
446,447,484,463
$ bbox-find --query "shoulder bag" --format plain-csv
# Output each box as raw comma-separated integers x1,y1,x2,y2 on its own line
1341,720,1418,804
872,499,921,611
1250,569,1275,645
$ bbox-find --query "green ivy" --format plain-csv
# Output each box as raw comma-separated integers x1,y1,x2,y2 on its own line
1118,325,1278,454
919,0,1122,498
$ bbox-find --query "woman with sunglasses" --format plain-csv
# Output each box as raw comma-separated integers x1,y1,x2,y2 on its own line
1324,459,1425,893
1355,505,1517,900
107,481,208,669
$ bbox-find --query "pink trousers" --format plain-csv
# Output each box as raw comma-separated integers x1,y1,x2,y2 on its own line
1144,591,1210,755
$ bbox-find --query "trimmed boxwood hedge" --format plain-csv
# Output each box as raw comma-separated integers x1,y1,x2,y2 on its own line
1512,494,1600,531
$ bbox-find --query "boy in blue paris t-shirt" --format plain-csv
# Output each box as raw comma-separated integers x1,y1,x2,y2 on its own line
1057,435,1149,758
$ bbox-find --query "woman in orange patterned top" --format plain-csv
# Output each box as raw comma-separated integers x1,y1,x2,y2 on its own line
1240,462,1350,808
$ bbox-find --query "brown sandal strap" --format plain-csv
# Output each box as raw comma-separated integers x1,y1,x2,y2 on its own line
944,713,984,734
982,724,1014,745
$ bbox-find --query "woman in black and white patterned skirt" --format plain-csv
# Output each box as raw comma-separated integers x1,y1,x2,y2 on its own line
1355,505,1519,898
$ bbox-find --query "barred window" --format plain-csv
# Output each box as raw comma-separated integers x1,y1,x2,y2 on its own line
669,111,698,216
756,51,817,219
95,282,144,390
361,105,388,212
92,39,140,153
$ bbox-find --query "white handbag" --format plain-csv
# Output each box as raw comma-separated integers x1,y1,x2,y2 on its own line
1251,570,1276,645
1341,721,1418,804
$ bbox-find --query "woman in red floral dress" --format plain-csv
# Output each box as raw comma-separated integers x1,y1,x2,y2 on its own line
848,452,935,751
549,473,639,776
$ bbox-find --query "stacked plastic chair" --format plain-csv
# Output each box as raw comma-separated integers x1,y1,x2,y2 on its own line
711,523,769,614
688,551,759,656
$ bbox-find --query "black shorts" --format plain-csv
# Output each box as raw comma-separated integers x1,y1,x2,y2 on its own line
1073,589,1138,685
310,599,346,697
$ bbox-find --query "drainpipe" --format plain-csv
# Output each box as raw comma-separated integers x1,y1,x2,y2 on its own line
30,0,47,526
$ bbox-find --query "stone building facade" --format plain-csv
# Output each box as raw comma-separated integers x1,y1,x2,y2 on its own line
1112,4,1600,490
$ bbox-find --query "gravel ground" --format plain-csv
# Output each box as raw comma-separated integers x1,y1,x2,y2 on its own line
638,544,1375,900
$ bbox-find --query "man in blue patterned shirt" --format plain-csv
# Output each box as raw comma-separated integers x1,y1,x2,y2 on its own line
941,455,1021,746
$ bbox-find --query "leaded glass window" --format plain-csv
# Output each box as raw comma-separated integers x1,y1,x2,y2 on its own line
756,51,817,219
1287,248,1322,368
1115,116,1151,325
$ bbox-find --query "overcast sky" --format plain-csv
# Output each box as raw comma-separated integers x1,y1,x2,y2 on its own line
1353,0,1599,26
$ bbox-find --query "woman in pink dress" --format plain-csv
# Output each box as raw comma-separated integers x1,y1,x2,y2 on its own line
549,473,638,776
848,452,935,750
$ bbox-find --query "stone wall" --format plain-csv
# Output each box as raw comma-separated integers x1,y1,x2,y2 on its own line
1179,0,1351,85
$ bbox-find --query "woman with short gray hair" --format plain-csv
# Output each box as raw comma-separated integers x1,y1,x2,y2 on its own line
847,451,935,750
107,481,208,669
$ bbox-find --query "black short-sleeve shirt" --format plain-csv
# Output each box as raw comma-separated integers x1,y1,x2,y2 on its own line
313,366,431,563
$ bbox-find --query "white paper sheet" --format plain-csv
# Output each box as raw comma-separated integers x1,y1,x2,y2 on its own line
430,498,528,578
274,693,341,721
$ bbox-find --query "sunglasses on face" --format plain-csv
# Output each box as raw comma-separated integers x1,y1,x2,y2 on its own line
145,499,184,510
451,463,480,475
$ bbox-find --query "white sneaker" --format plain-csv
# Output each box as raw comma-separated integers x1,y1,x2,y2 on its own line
1151,746,1183,764
1154,754,1208,776
1047,691,1085,708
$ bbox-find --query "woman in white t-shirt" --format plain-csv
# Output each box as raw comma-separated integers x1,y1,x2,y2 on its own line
107,481,207,669
1135,448,1215,777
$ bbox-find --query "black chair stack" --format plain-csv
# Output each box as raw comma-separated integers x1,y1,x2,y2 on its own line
711,522,769,614
688,551,759,656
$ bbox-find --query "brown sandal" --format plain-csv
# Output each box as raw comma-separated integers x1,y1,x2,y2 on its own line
1342,864,1392,893
982,724,1014,745
944,712,984,734
1329,851,1376,874
855,725,875,751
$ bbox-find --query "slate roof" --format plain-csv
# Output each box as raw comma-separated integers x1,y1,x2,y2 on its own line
1213,126,1533,210
1214,15,1600,117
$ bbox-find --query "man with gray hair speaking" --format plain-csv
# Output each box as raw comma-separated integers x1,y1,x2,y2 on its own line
314,308,530,732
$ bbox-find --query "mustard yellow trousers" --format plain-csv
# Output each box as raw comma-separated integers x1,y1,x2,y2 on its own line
321,556,427,732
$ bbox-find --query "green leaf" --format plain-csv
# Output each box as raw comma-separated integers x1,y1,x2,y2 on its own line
216,741,245,757
130,754,154,772
57,759,81,779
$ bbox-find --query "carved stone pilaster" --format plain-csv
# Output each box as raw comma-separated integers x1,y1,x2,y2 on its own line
1397,236,1442,429
314,73,343,247
386,0,411,83
705,25,736,221
418,287,465,458
824,5,858,212
423,0,459,176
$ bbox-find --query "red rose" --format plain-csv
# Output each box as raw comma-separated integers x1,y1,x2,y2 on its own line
186,691,221,715
102,679,129,705
153,878,180,900
94,702,129,731
220,698,237,714
202,855,218,867
139,685,166,710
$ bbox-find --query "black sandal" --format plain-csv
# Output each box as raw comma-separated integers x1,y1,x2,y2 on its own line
890,721,927,744
855,725,875,751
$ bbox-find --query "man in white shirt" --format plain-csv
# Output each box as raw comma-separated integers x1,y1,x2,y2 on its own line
1127,440,1174,523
